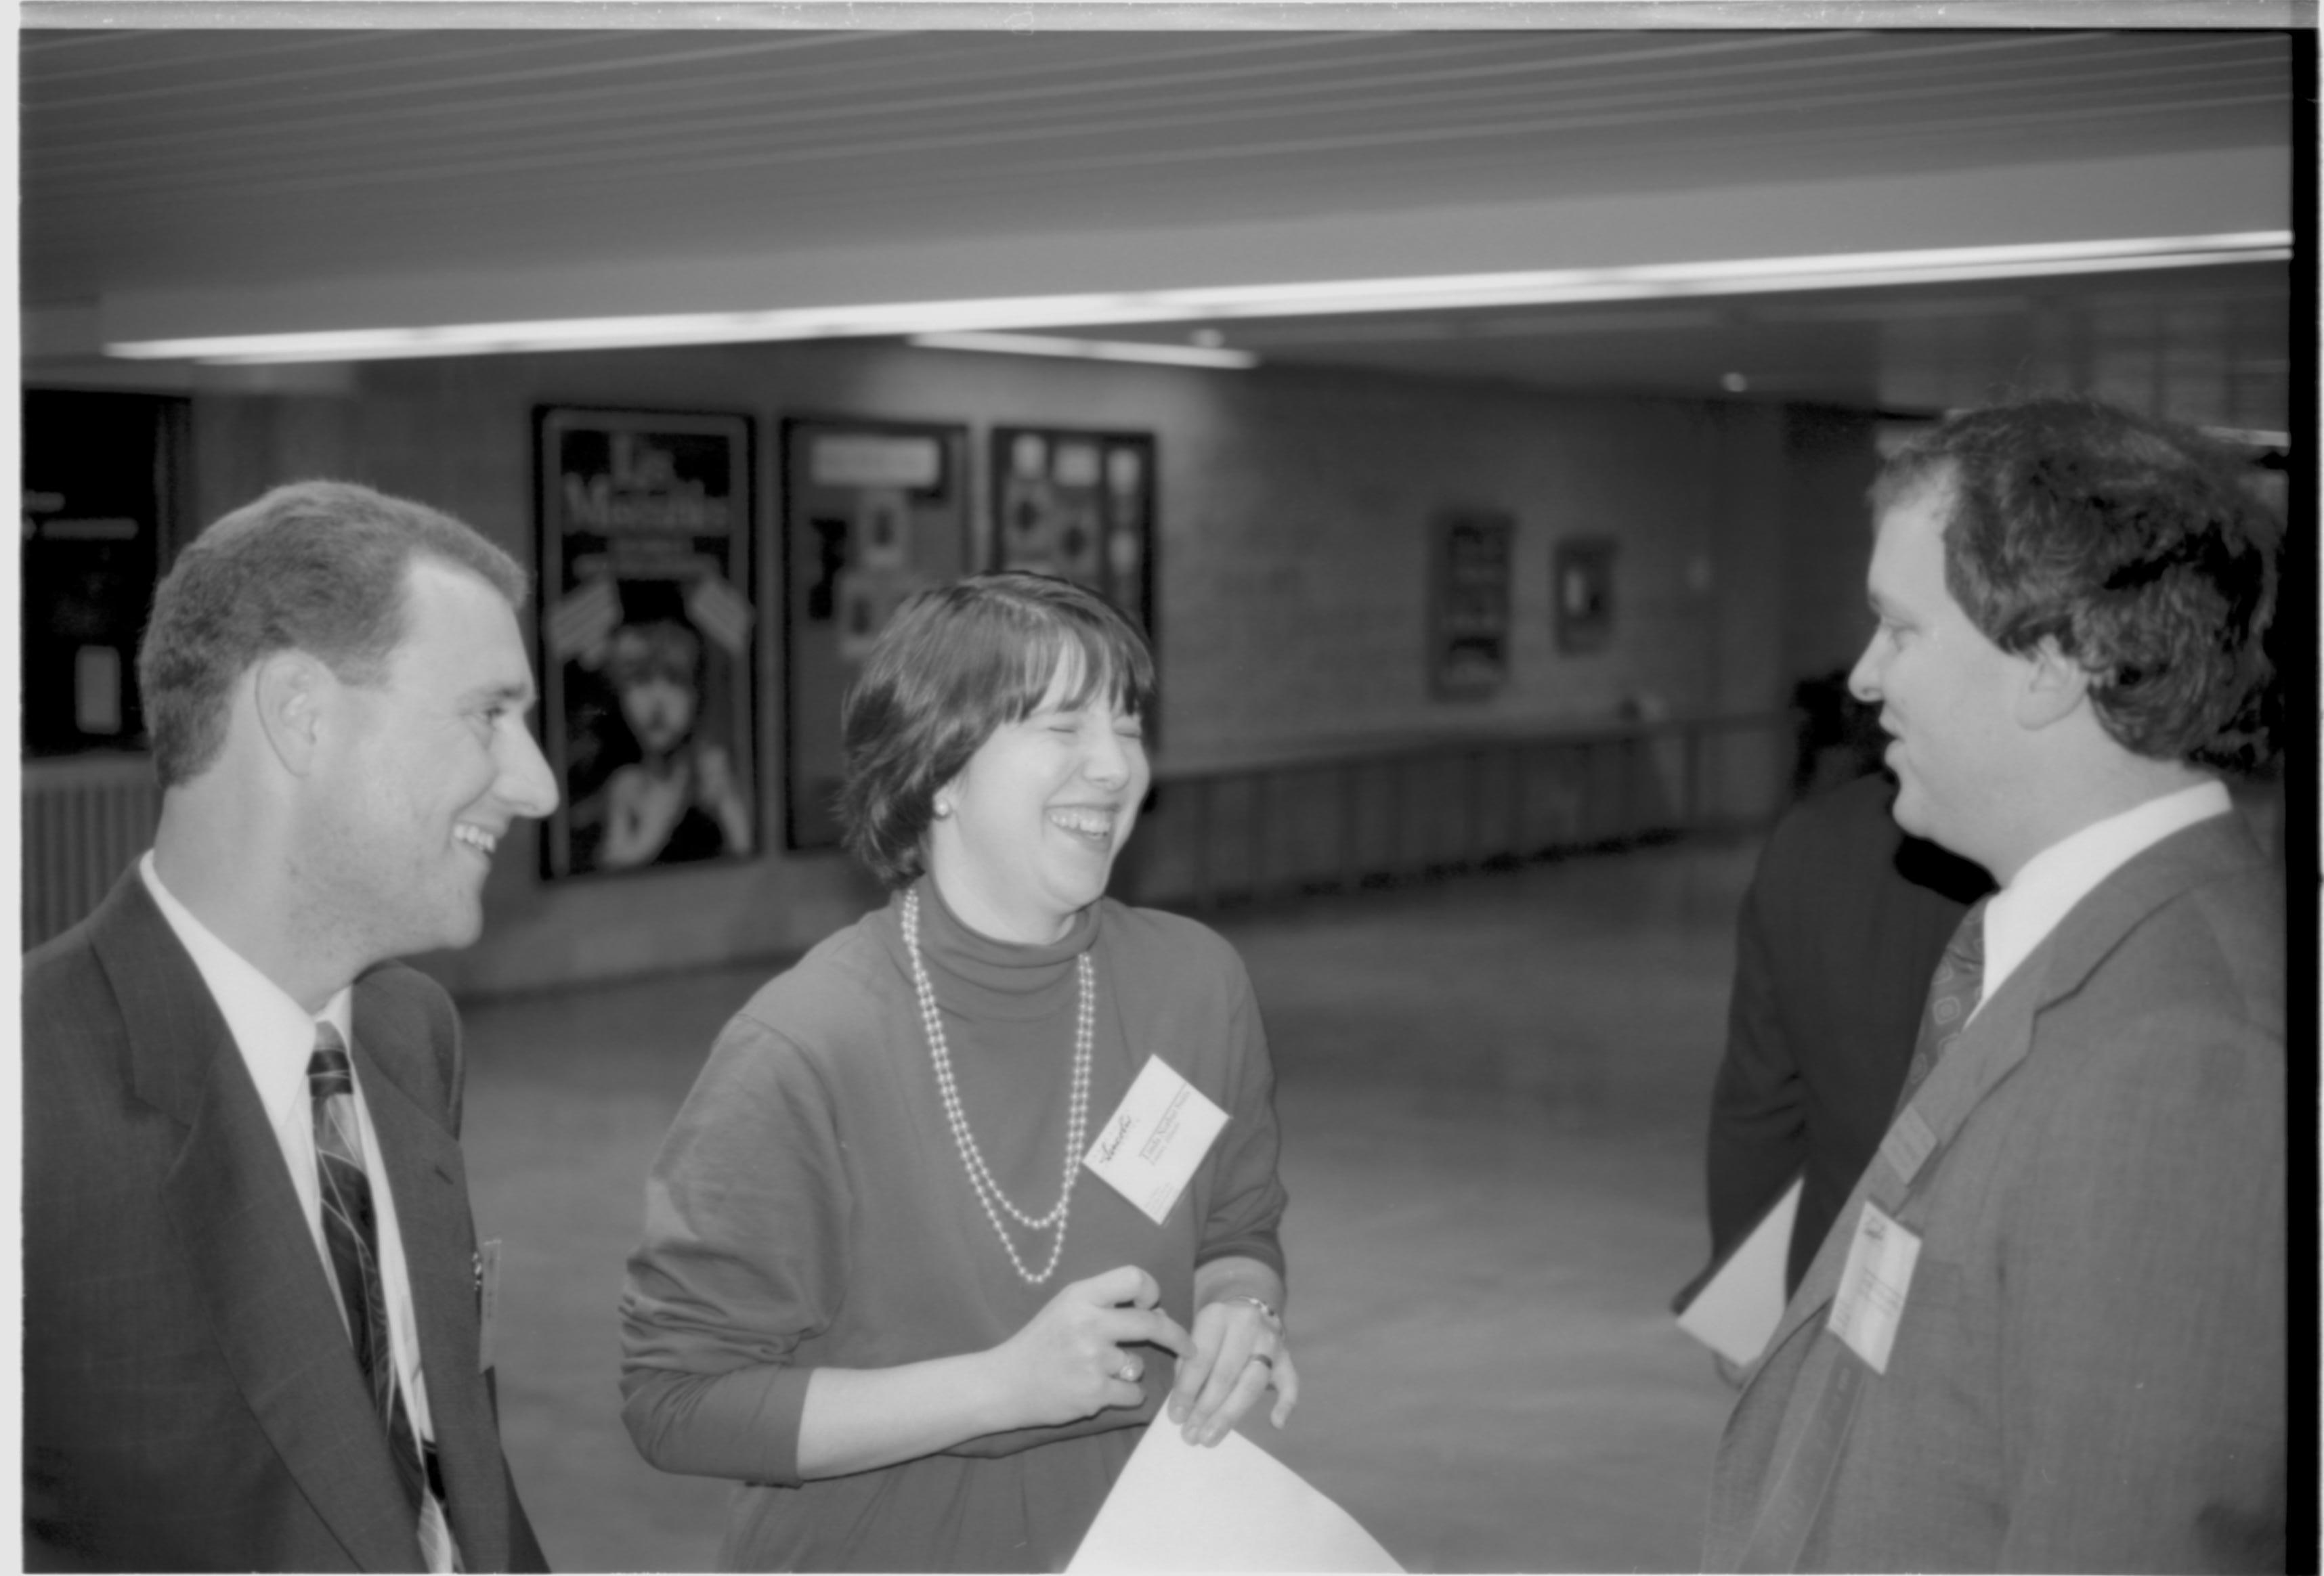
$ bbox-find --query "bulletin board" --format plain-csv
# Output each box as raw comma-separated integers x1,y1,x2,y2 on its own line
781,416,973,851
989,426,1157,642
535,406,758,881
1428,510,1514,699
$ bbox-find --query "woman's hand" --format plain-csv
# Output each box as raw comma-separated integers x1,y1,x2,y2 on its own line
795,1266,1184,1479
1167,1291,1297,1447
995,1265,1190,1428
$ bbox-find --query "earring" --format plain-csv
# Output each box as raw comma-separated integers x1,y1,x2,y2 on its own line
933,800,952,819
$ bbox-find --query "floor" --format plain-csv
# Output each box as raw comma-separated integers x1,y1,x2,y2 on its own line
457,834,1761,1573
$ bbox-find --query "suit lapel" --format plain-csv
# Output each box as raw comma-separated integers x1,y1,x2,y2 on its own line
351,978,513,1571
89,872,425,1572
1757,816,2260,1362
1757,963,2045,1361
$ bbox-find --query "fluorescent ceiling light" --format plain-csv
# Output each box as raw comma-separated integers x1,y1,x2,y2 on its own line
2201,424,2291,450
106,233,2290,365
908,331,1256,369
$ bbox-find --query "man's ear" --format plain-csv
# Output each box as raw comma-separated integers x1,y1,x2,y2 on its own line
250,649,332,775
2014,636,2092,730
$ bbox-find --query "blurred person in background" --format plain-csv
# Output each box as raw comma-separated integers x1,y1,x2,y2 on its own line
1704,769,1992,1319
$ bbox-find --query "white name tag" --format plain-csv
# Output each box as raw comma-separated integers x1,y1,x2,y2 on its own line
1083,1055,1228,1225
1826,1201,1921,1376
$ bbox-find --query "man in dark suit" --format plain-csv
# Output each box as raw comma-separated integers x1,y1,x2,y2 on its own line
25,482,558,1571
1706,770,1992,1300
1703,398,2285,1571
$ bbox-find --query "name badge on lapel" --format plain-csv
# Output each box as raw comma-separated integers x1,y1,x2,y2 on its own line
1083,1056,1227,1225
1827,1202,1921,1376
476,1238,503,1374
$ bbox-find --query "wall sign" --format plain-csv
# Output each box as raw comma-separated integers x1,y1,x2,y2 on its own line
1429,510,1514,699
782,416,973,851
536,406,758,880
989,426,1157,644
1554,536,1618,654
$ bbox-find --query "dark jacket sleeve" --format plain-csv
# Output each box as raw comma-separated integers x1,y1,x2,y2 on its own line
1705,841,1808,1263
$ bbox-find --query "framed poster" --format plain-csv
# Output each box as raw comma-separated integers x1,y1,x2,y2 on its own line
782,416,973,851
1554,536,1618,653
989,427,1157,642
1429,510,1514,698
535,406,758,881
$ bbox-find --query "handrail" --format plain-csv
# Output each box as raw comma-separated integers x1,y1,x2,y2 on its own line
18,712,1803,947
1150,712,1792,781
1120,712,1796,909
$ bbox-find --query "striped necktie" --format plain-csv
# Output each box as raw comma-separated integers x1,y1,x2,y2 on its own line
1893,897,1990,1114
309,1024,462,1572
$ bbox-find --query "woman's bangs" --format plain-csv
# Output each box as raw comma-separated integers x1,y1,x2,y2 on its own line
995,618,1128,718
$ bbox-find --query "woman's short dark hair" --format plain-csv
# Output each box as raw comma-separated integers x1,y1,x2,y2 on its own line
1873,397,2279,772
839,571,1157,888
137,480,527,789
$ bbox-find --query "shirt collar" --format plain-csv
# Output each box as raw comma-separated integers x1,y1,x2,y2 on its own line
1979,780,2232,1009
139,852,355,1122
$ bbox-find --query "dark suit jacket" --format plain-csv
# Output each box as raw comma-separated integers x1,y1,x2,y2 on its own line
1703,813,2285,1572
1707,772,1992,1292
24,868,549,1573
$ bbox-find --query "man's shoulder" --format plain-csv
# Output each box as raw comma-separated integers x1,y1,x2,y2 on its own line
23,874,156,1042
2015,823,2284,1110
2076,824,2282,1011
24,910,110,1007
22,925,130,1108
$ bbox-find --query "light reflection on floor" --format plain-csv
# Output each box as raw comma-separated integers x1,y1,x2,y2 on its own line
459,835,1759,1572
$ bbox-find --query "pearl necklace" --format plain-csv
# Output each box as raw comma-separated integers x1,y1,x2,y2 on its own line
901,887,1094,1286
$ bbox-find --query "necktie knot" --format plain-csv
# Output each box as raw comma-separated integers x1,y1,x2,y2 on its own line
1893,897,1992,1114
308,1024,354,1097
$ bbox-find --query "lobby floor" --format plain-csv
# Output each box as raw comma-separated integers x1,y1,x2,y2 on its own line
457,835,1759,1573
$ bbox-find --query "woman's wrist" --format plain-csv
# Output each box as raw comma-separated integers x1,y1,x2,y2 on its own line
1214,1293,1280,1326
797,1348,1025,1479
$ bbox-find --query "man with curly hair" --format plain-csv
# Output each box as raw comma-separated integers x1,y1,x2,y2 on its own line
1702,398,2285,1572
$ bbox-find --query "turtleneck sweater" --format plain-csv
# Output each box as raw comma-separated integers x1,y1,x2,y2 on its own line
620,877,1288,1573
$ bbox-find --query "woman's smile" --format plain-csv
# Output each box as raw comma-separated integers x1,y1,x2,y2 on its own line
1046,803,1120,846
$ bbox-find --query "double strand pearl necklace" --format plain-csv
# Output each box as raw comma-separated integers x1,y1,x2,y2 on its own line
901,886,1094,1286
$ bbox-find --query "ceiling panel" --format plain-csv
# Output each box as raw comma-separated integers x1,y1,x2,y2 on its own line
22,28,2291,293
17,25,2299,422
1090,261,2295,415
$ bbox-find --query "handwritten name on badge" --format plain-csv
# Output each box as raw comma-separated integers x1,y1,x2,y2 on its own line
1083,1055,1228,1225
1827,1201,1922,1376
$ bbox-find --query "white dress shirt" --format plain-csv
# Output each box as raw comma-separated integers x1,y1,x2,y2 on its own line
1973,780,2233,1021
139,853,448,1559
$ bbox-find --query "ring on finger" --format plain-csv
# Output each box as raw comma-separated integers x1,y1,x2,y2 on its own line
1117,1357,1143,1382
1247,1352,1274,1370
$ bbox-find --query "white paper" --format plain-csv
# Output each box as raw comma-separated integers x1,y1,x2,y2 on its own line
1675,1177,1801,1366
1069,1414,1403,1573
1082,1055,1228,1226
